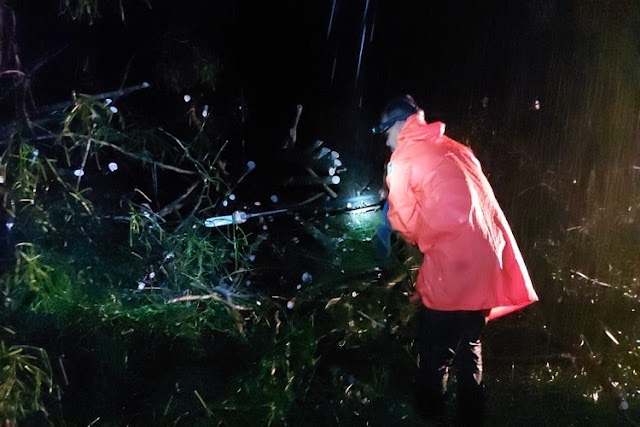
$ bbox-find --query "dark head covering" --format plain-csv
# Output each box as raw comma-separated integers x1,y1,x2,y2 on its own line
371,94,420,134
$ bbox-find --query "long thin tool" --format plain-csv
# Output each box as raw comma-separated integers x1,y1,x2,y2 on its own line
204,208,289,228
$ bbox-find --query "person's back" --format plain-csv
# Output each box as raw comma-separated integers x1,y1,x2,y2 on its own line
373,94,539,425
386,112,537,319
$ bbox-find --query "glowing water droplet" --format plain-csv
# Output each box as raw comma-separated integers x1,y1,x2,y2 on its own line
183,94,191,102
108,162,118,172
73,169,85,177
109,106,118,113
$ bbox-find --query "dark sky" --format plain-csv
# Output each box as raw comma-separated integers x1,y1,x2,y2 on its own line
9,0,637,172
8,0,554,119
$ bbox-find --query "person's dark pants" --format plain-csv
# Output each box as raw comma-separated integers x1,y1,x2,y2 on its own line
414,306,486,426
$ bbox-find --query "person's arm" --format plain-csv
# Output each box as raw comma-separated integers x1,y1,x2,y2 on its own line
386,161,419,245
388,156,472,248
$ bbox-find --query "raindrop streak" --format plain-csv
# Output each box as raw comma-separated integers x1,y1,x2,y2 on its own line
330,53,338,87
327,0,337,39
369,0,377,42
355,0,370,84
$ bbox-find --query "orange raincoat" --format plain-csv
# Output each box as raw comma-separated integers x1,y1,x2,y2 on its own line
385,112,539,321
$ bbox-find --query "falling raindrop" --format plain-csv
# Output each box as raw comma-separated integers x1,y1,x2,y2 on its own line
249,255,256,262
327,0,337,39
330,53,338,87
302,272,313,283
202,105,209,117
287,300,295,309
270,194,278,203
183,94,191,102
369,0,377,42
331,176,341,184
108,162,118,172
6,221,14,231
73,169,85,177
246,160,256,170
229,194,236,200
222,199,228,207
109,106,118,113
355,0,370,84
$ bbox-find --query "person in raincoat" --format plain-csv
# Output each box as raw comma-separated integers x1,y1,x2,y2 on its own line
372,95,539,425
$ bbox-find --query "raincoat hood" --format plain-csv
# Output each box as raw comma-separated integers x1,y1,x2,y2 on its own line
385,113,539,321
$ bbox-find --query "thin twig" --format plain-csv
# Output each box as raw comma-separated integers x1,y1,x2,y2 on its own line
166,293,249,310
305,167,337,198
287,104,303,147
88,137,198,175
570,270,613,288
157,180,200,218
298,192,326,206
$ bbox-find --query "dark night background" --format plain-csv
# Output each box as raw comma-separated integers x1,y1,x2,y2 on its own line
6,0,580,172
